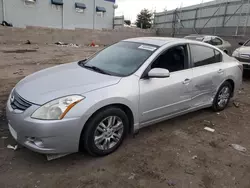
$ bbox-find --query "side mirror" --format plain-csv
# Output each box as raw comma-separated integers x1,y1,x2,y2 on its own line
148,68,170,78
239,42,244,46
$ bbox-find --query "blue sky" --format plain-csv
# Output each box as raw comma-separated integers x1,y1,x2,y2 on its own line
115,0,213,22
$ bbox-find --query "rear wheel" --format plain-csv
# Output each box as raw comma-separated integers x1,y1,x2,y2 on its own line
212,81,232,111
81,107,128,156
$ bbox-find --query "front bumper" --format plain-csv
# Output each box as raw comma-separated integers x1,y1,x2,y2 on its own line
6,97,84,154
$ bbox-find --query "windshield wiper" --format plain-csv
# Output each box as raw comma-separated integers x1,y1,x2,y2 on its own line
78,59,87,67
83,65,111,75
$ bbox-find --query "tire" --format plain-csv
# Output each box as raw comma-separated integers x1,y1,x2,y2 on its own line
224,50,228,54
81,107,129,156
212,81,233,112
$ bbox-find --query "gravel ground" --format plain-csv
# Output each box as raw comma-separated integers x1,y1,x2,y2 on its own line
1,43,250,188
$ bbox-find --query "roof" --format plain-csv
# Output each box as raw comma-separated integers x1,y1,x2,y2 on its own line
185,34,219,38
123,37,185,47
122,37,223,53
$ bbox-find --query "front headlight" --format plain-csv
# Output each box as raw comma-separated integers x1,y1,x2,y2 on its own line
31,95,84,120
232,50,240,57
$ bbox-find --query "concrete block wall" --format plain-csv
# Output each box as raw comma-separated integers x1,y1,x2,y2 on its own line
0,0,115,30
0,26,156,45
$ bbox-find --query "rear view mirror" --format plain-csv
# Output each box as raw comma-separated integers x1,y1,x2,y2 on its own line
148,68,170,78
239,42,244,46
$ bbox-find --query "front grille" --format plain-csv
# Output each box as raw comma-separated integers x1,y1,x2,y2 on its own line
235,57,250,63
10,90,32,111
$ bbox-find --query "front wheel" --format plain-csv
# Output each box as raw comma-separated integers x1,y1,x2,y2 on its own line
212,81,232,111
81,107,129,156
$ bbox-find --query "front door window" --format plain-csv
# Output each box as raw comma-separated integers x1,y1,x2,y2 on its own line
151,45,188,72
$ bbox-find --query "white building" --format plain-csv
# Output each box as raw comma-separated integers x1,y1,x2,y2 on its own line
0,0,117,29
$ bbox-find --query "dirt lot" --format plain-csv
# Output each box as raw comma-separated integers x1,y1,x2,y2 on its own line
1,42,250,188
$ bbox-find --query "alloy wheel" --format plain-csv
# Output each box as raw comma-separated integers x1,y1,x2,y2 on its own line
217,86,230,108
94,116,124,151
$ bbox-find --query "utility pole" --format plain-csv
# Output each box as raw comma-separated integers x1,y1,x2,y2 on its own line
113,4,118,29
2,0,5,21
93,0,96,30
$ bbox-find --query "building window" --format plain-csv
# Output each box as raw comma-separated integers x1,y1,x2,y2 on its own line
75,2,86,13
51,0,63,6
24,0,36,6
96,6,106,17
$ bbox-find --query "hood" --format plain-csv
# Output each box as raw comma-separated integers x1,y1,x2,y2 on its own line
15,62,121,104
236,46,250,54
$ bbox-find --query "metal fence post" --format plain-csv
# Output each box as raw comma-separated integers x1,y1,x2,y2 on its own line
244,0,250,35
194,8,198,33
236,0,244,36
172,9,177,37
222,1,229,27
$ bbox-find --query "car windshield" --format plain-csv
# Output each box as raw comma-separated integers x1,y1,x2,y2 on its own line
184,36,204,41
81,42,157,76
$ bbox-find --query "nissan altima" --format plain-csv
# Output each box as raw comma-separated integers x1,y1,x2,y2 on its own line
6,37,242,156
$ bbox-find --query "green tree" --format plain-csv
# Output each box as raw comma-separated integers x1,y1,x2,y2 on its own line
136,9,153,29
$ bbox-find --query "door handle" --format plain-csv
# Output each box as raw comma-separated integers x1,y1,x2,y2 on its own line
183,78,191,84
218,69,224,74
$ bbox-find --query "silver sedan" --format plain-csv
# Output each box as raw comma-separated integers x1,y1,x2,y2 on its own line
6,37,242,156
184,35,231,54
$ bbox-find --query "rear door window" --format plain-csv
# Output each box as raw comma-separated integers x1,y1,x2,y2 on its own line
190,44,222,67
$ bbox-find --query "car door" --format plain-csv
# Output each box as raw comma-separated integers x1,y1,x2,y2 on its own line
139,44,193,124
189,44,225,107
